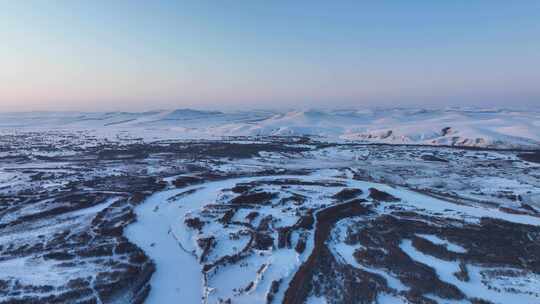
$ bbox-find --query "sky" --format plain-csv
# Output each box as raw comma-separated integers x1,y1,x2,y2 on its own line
1,1,539,112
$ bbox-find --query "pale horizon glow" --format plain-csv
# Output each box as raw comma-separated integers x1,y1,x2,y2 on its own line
1,1,539,112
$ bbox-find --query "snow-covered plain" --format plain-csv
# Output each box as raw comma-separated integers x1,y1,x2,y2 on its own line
1,107,539,148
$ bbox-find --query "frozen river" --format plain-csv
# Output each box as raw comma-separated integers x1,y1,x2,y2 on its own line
124,179,242,303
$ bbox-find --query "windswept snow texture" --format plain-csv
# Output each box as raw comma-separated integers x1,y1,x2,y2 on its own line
1,107,539,148
0,129,539,304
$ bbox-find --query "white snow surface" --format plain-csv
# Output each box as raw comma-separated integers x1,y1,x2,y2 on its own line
2,107,539,148
124,182,232,304
126,169,540,304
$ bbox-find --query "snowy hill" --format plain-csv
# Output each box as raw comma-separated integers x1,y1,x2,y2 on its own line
1,108,539,149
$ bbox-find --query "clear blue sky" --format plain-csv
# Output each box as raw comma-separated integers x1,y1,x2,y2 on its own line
1,1,539,111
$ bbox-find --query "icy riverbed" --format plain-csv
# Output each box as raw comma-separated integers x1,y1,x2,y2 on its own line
125,176,304,303
124,180,238,303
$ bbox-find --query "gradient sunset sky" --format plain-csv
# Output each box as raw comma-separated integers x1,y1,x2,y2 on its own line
1,1,539,111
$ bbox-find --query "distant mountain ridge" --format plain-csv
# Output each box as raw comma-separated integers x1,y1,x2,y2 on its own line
1,108,539,149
